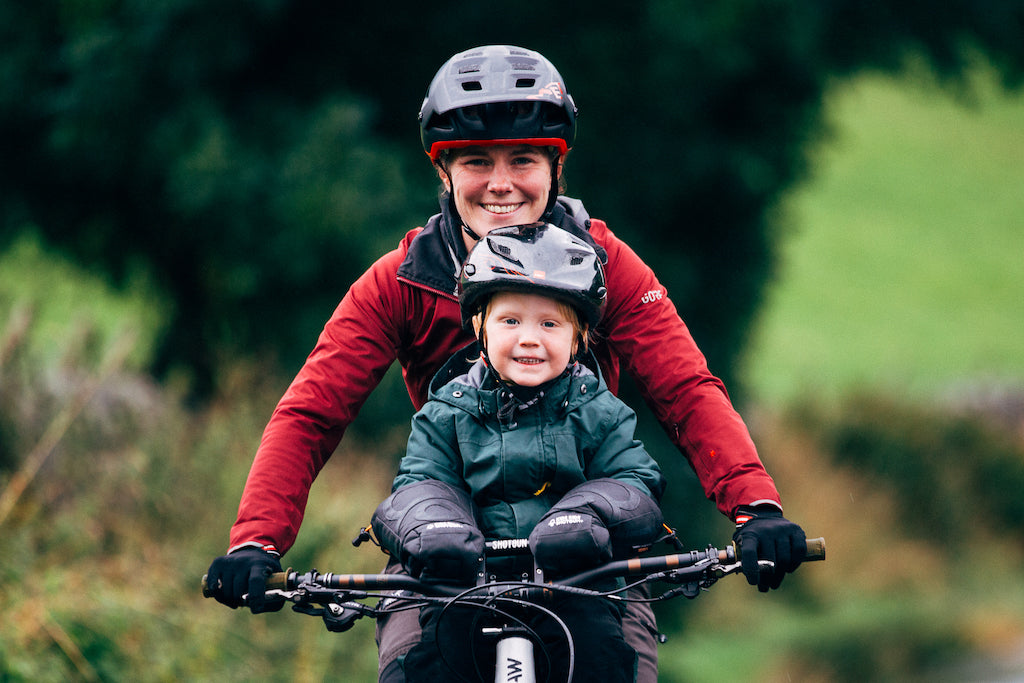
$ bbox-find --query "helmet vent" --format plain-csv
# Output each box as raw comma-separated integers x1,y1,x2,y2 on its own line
515,78,536,88
461,81,483,91
569,255,585,266
487,239,524,267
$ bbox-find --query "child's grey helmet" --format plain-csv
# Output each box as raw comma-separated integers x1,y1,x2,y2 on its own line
458,223,606,329
420,45,578,161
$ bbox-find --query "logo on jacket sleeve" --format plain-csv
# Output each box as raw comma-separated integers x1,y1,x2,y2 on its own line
640,289,664,304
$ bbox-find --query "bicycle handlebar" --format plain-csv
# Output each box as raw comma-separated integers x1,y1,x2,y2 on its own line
203,537,825,599
201,536,824,683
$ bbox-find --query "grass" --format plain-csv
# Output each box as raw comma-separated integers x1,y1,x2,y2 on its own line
742,61,1024,407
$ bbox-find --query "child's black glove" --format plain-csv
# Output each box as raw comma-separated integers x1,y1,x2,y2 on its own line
372,480,484,584
529,478,663,577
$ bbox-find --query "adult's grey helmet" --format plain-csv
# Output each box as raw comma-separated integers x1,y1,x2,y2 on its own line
420,45,578,161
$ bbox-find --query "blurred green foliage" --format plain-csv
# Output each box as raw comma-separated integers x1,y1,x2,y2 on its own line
0,262,394,680
800,394,1024,549
0,231,167,372
743,66,1024,406
2,169,1024,683
7,291,1020,680
3,0,1022,397
4,3,1024,680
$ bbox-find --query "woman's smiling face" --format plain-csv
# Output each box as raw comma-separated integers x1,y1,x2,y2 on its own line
440,145,556,247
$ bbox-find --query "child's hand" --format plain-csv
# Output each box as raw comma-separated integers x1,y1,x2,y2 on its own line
529,478,662,577
372,480,484,584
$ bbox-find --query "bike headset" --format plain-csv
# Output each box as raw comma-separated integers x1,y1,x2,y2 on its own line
458,223,607,395
419,45,578,242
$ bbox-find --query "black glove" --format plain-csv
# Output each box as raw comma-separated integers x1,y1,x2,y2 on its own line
371,480,485,584
529,478,663,577
205,547,284,613
732,505,807,592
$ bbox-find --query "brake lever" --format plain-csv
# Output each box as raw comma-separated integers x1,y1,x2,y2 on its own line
716,561,742,577
241,588,298,603
656,557,775,600
655,557,718,599
716,557,770,573
242,581,368,607
658,557,716,584
717,559,776,577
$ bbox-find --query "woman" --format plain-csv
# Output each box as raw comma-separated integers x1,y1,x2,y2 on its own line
205,45,807,683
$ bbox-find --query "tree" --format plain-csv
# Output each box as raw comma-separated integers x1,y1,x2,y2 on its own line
2,0,1022,396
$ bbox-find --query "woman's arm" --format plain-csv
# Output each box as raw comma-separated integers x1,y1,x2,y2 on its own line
590,219,781,517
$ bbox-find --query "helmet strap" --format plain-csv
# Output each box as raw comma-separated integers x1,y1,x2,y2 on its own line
546,151,562,215
475,310,572,405
437,161,483,243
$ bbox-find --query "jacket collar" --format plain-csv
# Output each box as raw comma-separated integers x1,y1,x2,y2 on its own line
395,196,604,300
428,341,604,422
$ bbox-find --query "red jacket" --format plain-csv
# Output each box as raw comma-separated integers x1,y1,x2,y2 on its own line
229,199,781,554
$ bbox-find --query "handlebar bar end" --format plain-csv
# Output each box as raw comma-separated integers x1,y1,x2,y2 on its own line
805,537,825,561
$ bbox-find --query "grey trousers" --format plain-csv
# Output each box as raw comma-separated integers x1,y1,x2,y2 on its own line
375,576,658,682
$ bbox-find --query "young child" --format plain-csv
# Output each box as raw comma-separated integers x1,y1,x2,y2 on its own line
371,222,666,682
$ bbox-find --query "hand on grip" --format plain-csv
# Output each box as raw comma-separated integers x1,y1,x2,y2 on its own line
204,547,284,613
732,505,807,592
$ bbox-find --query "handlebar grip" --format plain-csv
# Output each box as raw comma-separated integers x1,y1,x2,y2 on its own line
200,571,291,599
805,537,826,561
266,571,289,591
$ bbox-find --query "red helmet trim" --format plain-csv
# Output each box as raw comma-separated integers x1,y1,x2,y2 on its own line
427,137,570,161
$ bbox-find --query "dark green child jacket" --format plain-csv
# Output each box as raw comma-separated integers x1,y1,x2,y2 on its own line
392,343,665,542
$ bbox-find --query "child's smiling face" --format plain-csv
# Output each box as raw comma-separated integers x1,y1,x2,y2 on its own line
480,291,578,386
